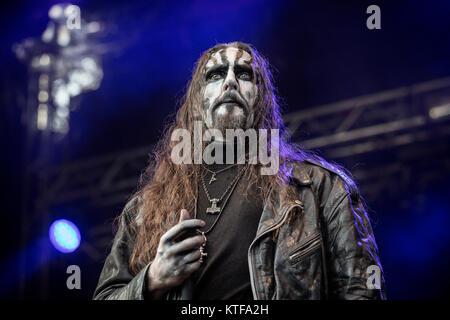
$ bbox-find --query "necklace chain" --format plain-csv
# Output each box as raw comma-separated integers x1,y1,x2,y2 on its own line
201,163,238,175
202,163,238,184
194,165,245,263
196,166,245,234
201,165,242,204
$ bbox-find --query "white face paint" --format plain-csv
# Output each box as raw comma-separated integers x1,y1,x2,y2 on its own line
202,47,259,134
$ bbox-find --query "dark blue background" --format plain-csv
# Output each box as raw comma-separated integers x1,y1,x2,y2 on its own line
1,0,449,299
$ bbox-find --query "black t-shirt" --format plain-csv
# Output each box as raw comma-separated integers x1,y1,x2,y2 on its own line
191,163,263,300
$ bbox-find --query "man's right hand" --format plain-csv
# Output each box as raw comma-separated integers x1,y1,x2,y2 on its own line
146,209,205,299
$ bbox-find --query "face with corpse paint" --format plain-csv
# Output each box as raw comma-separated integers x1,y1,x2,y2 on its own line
201,47,259,135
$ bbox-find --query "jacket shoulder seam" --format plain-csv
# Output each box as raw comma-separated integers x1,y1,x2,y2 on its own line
122,196,142,225
301,159,360,202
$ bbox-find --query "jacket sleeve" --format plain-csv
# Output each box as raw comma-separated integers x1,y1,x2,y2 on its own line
93,199,151,300
322,175,386,300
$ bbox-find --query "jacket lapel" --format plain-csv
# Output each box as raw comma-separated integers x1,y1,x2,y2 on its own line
255,161,312,238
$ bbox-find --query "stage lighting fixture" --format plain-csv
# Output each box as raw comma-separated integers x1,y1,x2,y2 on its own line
49,219,81,253
13,2,103,136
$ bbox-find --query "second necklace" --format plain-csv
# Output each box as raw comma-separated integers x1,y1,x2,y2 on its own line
200,165,245,215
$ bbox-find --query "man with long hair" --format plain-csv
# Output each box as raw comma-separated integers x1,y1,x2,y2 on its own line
93,42,385,300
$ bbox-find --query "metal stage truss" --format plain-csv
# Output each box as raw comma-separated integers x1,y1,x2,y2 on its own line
32,76,450,209
20,77,450,287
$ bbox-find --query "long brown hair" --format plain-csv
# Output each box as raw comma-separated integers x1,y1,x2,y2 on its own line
125,41,310,274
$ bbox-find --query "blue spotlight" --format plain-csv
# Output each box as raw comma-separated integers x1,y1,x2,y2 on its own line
49,219,81,253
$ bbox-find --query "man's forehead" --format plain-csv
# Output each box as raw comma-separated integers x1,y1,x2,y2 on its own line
205,47,253,70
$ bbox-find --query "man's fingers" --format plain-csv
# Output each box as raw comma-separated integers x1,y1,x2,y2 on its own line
171,259,202,280
180,249,201,264
167,235,205,255
183,260,202,275
161,219,205,244
179,209,190,222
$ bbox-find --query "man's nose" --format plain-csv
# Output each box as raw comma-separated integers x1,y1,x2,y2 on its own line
223,69,238,91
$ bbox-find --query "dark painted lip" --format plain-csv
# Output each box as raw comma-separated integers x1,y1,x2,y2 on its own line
218,102,242,108
214,99,246,113
214,101,248,118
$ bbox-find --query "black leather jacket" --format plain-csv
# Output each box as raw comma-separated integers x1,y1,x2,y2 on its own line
93,160,386,300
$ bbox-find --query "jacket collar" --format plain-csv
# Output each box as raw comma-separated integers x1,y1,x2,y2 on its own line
255,161,312,237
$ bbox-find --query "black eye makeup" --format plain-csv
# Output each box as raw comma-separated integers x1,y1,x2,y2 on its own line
205,65,227,81
234,65,254,81
205,64,254,82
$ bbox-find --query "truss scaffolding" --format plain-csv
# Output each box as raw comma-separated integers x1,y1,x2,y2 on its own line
30,77,450,209
21,77,450,272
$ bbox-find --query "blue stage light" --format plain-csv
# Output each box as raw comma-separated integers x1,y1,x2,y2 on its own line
49,219,81,253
